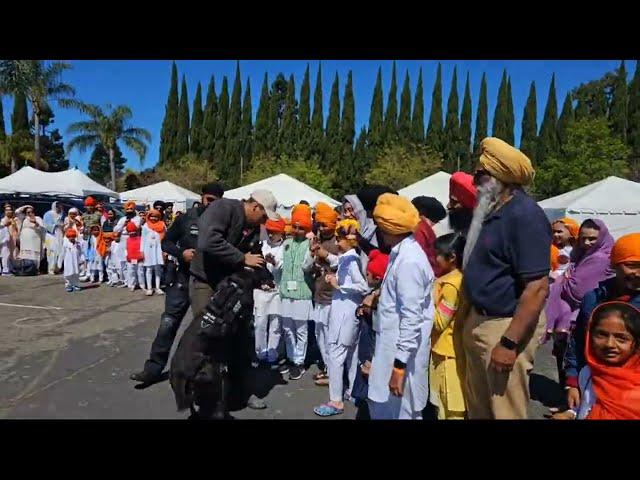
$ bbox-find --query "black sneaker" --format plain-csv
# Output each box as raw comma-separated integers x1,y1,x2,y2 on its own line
289,365,306,380
129,370,162,384
278,363,290,375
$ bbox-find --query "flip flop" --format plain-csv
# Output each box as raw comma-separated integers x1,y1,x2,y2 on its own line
313,404,344,417
314,377,329,386
313,371,327,381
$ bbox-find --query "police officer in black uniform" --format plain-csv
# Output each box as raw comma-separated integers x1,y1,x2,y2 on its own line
130,183,225,384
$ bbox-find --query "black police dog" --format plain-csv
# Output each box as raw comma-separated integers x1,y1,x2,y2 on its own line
169,238,274,420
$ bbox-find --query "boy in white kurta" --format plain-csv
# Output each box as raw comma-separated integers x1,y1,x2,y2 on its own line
140,209,167,296
254,219,285,366
313,219,369,417
86,225,105,283
367,194,434,420
58,229,84,292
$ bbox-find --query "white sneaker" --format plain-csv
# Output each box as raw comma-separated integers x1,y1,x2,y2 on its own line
145,289,153,296
154,288,164,295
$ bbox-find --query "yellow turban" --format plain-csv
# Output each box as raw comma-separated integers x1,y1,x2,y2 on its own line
335,218,360,248
373,193,420,235
479,137,535,186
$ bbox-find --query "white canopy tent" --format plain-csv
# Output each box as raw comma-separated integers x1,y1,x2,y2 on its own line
538,176,640,239
119,181,200,212
224,174,339,217
0,166,118,199
398,171,452,236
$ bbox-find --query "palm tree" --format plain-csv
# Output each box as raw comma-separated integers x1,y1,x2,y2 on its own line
0,133,34,173
0,60,75,169
64,101,151,189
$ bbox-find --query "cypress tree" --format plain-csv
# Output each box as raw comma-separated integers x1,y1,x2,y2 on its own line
368,67,384,149
398,70,412,145
0,98,5,141
426,63,443,153
557,92,574,148
443,66,460,172
190,82,204,155
520,81,538,161
298,64,311,155
537,73,559,164
213,76,229,170
325,72,341,172
254,73,271,156
159,62,179,165
473,73,488,157
351,127,370,193
175,75,190,158
505,77,515,145
309,64,324,158
459,72,473,171
383,61,398,144
201,75,218,159
627,61,640,172
11,90,30,134
492,70,509,140
610,60,629,142
240,78,253,178
224,62,243,186
280,74,298,155
341,70,356,152
411,68,425,144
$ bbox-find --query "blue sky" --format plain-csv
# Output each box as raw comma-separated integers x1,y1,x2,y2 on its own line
0,60,633,172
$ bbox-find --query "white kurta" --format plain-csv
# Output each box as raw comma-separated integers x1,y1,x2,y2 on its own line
140,224,165,267
18,216,46,266
85,235,104,272
253,240,284,316
327,248,368,346
57,238,84,276
577,366,596,419
368,235,434,416
114,216,141,257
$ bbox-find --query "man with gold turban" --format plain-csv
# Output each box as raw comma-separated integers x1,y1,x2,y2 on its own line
460,137,551,419
564,233,640,412
366,193,435,419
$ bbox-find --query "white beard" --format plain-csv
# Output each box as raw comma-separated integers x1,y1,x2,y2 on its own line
462,177,505,270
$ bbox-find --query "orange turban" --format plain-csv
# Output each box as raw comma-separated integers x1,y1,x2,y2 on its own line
84,196,97,207
315,202,338,230
553,217,580,239
611,233,640,265
124,200,136,210
373,193,420,235
291,203,312,232
265,218,286,233
65,228,77,239
284,218,293,236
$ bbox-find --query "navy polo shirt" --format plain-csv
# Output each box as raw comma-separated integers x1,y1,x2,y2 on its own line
464,188,551,317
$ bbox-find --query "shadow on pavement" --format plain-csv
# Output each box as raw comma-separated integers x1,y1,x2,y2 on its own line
134,372,170,390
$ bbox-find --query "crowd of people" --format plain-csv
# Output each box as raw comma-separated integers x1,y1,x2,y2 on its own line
2,135,640,420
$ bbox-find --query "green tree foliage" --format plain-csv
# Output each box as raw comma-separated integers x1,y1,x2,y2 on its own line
443,66,460,172
473,73,488,158
159,62,179,166
190,82,204,155
254,73,271,156
537,73,559,164
213,76,229,170
157,152,221,193
368,67,384,150
609,60,628,142
88,143,126,184
309,64,324,158
557,92,575,147
411,68,424,144
492,70,509,140
426,63,443,152
175,75,190,158
201,75,218,159
459,72,473,172
325,72,341,172
520,81,538,161
365,144,443,191
398,70,412,145
535,118,630,198
383,61,398,144
244,153,337,197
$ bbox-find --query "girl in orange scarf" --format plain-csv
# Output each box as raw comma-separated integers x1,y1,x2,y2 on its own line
552,301,640,420
140,209,167,296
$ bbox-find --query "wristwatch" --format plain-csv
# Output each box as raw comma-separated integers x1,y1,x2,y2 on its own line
393,359,407,369
499,335,518,351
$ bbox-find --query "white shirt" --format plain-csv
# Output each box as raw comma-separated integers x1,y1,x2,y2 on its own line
368,235,434,408
576,366,596,419
57,238,84,276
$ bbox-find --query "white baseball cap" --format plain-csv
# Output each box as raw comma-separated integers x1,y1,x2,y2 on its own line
250,189,278,220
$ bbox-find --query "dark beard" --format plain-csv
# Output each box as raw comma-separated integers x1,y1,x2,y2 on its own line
448,208,473,233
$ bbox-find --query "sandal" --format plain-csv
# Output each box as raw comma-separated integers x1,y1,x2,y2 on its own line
313,403,344,417
313,371,328,381
314,377,329,386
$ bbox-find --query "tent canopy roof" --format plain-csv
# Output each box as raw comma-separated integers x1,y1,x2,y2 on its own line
119,181,200,203
0,166,117,198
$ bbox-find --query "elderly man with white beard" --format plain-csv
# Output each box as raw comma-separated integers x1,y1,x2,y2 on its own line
459,137,551,420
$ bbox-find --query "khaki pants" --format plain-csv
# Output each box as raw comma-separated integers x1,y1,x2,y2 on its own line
461,308,545,419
